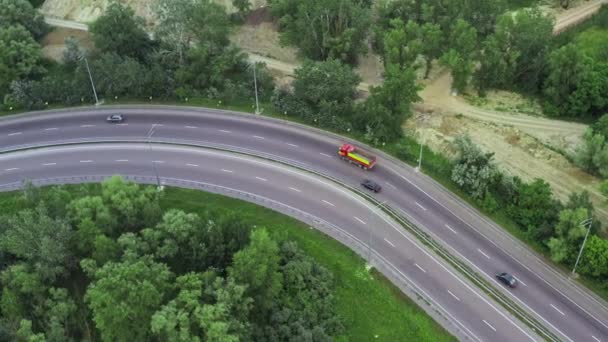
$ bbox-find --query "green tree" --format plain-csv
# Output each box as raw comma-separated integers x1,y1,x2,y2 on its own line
440,19,477,94
62,36,82,69
232,0,251,15
269,241,343,340
16,319,45,342
270,0,371,63
574,129,608,177
544,44,590,115
419,22,443,78
154,0,230,65
229,229,282,325
508,178,561,240
84,256,173,342
382,19,422,69
592,113,608,138
547,207,589,263
0,206,74,282
100,176,162,232
89,2,152,60
151,272,252,341
43,288,77,342
577,235,608,278
0,25,45,96
273,59,360,130
451,135,500,200
0,0,48,39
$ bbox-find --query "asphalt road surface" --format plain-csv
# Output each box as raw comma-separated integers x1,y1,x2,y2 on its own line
0,143,537,342
1,106,607,341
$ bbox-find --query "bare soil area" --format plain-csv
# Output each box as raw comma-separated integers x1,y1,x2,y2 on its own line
41,27,93,61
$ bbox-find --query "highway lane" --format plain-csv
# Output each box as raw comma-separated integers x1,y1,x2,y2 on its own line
1,106,607,341
0,143,539,342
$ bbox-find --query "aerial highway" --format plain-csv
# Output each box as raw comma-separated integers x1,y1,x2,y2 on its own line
1,106,607,341
0,143,536,342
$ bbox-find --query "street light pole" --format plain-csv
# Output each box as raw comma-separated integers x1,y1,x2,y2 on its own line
253,63,261,115
147,124,162,191
81,55,100,106
571,218,593,277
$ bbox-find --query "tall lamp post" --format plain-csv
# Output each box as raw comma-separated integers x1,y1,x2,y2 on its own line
80,55,101,106
571,218,593,277
252,62,261,115
147,124,162,191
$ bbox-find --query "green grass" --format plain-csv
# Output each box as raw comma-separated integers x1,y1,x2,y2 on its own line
0,186,455,342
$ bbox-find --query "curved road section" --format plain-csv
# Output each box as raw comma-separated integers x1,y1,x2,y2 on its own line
1,106,607,341
0,143,539,341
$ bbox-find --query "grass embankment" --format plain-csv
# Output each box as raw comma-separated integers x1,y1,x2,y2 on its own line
0,185,455,342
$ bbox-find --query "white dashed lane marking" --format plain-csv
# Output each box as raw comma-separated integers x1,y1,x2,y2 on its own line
253,135,265,139
255,177,267,182
385,182,397,190
44,127,58,131
477,249,491,259
80,124,95,128
482,320,496,332
115,159,129,162
447,290,461,301
322,200,335,207
185,126,198,129
4,168,19,171
414,263,426,273
289,187,301,192
383,238,395,247
444,224,458,234
221,169,233,173
186,164,199,167
8,132,22,136
79,160,93,163
218,129,231,133
550,304,565,316
354,217,366,225
592,335,601,342
415,202,427,211
286,143,299,147
42,163,57,166
320,153,332,158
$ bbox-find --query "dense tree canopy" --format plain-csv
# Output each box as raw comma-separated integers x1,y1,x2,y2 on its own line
89,2,153,60
269,0,371,63
0,178,342,340
0,0,48,39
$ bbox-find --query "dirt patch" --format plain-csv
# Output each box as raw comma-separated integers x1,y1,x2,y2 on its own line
405,108,608,232
244,6,272,26
464,90,544,117
41,27,94,61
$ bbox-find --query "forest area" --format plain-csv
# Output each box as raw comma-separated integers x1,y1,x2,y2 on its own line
1,0,608,322
0,177,344,341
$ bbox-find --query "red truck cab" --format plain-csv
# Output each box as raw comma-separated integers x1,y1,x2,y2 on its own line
338,144,376,170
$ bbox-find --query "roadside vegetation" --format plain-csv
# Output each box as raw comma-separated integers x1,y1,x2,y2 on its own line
0,177,454,341
2,0,608,304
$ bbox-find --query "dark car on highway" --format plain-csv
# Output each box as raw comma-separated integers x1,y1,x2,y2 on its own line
361,179,381,193
496,272,517,288
106,114,124,123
